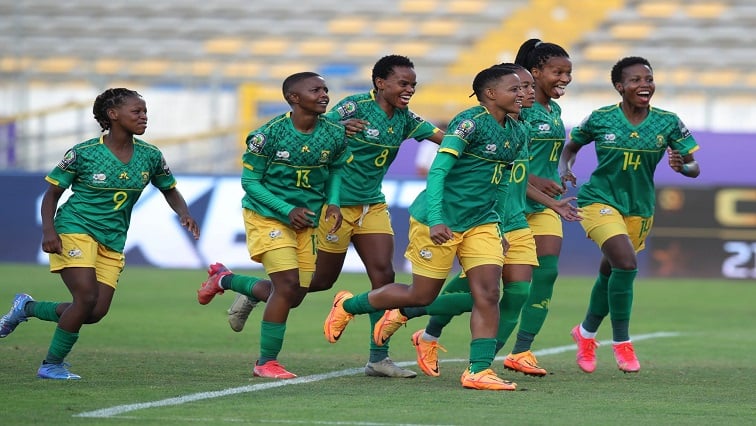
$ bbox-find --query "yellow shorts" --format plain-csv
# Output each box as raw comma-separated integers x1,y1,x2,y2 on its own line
243,209,317,279
503,227,539,266
580,203,653,252
404,218,505,280
48,233,124,288
317,203,394,253
526,208,563,237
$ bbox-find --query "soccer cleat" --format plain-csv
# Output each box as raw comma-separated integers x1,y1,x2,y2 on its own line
503,350,547,377
373,309,408,346
197,262,232,305
612,341,641,373
364,357,417,378
411,329,446,377
228,294,258,332
323,290,354,343
37,361,81,380
0,293,34,338
460,368,517,391
252,360,297,379
571,324,599,373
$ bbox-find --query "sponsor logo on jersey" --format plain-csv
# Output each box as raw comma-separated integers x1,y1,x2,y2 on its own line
629,131,639,138
603,133,616,143
453,119,475,138
119,171,130,180
485,143,497,153
248,133,266,153
275,151,290,160
419,248,432,260
57,149,76,170
336,101,357,118
538,123,551,132
365,128,380,139
408,111,425,123
92,173,106,182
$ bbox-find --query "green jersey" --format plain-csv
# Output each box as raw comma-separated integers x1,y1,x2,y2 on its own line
521,100,566,214
241,112,350,227
409,105,522,232
45,135,177,252
323,90,439,205
570,104,700,217
500,123,531,233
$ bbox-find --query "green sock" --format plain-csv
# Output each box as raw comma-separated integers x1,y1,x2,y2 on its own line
423,292,473,317
441,272,472,293
401,306,427,319
342,292,377,315
583,273,610,333
468,338,496,374
223,274,262,302
45,327,79,364
258,320,285,364
368,310,389,362
26,301,61,322
425,315,452,338
497,281,530,353
519,255,558,335
608,268,637,342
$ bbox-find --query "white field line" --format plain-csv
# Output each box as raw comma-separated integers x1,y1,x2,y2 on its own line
75,331,680,419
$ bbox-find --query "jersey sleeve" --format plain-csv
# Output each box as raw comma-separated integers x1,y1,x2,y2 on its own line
569,113,596,146
44,148,78,188
667,116,700,156
150,153,177,190
404,110,441,141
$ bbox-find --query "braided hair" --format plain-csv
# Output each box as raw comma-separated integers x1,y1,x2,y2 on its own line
92,88,141,132
514,39,569,72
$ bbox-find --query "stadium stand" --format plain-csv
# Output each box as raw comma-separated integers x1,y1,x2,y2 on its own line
1,0,755,173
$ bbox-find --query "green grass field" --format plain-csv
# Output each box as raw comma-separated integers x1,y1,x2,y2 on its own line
0,263,754,425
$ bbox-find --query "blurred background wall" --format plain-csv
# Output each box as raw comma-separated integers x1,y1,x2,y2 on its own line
1,0,754,278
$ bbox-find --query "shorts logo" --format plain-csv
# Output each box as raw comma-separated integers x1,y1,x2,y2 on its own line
67,248,82,258
269,229,282,239
599,208,613,215
325,233,339,243
419,248,432,260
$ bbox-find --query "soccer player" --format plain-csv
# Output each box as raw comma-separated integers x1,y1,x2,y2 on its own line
196,72,351,379
503,39,574,376
374,65,581,378
561,56,700,373
324,64,526,391
215,55,443,378
0,88,200,380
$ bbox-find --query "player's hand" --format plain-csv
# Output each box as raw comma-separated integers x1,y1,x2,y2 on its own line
429,224,454,245
343,119,369,136
324,204,342,233
288,207,316,230
667,148,684,172
553,196,582,222
530,175,565,197
180,215,201,239
41,229,62,255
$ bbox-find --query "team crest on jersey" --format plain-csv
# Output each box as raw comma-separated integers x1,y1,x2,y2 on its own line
319,150,331,163
419,248,432,260
656,135,665,148
248,133,266,153
538,123,551,132
453,119,475,138
325,233,339,243
408,111,425,123
599,207,613,216
276,151,291,160
603,134,616,143
269,229,282,239
67,248,82,258
336,101,357,118
57,149,76,170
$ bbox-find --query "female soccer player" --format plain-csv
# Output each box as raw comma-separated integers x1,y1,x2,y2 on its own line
0,88,200,380
324,64,526,391
561,56,700,373
197,72,351,379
